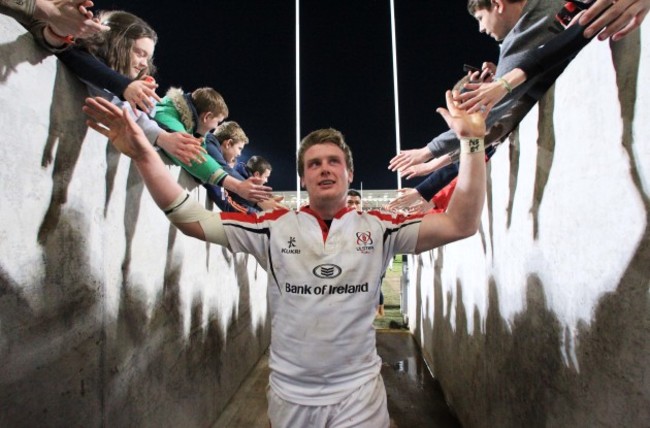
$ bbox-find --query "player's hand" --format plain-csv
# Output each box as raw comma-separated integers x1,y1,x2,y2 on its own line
454,80,506,115
83,96,152,160
437,90,486,139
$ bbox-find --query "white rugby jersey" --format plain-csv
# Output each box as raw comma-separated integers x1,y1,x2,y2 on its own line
220,205,422,405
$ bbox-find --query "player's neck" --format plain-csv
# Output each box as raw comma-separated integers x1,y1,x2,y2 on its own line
309,200,346,221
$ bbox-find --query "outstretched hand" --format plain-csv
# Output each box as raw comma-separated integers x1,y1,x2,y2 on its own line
399,155,450,180
437,90,486,139
231,176,273,204
83,96,152,160
386,188,426,211
38,1,109,40
454,80,507,115
156,131,205,166
580,0,650,41
258,195,286,212
388,147,432,173
124,79,161,113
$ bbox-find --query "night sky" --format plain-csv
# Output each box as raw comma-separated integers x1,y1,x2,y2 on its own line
104,1,496,191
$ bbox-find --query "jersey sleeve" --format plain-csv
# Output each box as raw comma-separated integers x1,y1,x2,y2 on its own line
220,211,277,268
370,211,421,255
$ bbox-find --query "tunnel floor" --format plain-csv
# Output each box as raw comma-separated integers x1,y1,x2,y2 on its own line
213,330,461,427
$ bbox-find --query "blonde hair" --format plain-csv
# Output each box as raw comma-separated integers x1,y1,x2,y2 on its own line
191,87,229,118
213,121,248,145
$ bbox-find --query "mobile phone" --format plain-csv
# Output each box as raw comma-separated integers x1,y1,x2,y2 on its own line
463,64,481,74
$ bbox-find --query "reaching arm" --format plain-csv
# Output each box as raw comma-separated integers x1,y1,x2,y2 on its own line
57,47,132,97
457,22,591,113
415,162,460,202
33,0,108,40
82,97,272,244
388,146,433,173
399,154,451,180
57,47,160,112
2,0,108,50
415,91,487,253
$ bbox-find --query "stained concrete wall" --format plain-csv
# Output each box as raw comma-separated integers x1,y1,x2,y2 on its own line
0,16,270,427
405,21,650,428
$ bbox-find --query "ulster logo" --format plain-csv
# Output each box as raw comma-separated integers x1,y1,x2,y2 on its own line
355,231,374,254
312,264,342,279
356,231,373,245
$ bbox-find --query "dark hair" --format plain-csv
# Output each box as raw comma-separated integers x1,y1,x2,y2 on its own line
76,10,158,77
247,156,272,174
467,0,525,14
347,189,361,198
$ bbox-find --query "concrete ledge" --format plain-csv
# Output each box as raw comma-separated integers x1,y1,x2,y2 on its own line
0,15,270,427
406,22,650,428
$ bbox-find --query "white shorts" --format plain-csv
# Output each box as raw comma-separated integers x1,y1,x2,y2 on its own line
267,374,389,428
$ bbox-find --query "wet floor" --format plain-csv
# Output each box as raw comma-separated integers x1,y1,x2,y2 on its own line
378,331,461,428
213,331,461,427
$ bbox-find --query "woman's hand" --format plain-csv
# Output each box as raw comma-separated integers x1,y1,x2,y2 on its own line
124,78,161,113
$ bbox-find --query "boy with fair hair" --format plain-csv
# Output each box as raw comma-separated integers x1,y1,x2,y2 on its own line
155,86,228,136
203,122,281,213
153,88,269,205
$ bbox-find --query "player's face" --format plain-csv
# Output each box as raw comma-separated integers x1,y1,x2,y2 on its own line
301,142,353,207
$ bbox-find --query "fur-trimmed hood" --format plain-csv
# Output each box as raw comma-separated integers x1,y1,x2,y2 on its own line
164,87,196,132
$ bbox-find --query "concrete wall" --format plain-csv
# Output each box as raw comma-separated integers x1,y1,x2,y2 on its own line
405,21,650,428
0,16,270,427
